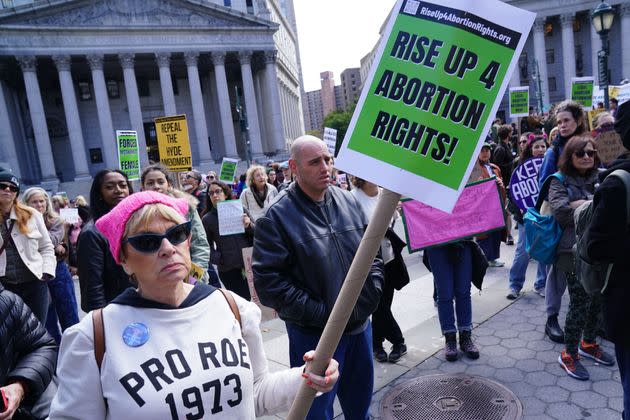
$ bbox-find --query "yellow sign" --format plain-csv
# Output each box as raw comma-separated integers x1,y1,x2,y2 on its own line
587,108,605,131
155,114,193,172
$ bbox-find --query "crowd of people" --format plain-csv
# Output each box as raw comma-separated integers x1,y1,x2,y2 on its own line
0,98,629,419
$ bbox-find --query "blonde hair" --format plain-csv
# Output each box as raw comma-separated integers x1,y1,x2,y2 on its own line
21,187,60,228
245,165,267,190
51,194,69,210
120,203,186,260
73,195,88,207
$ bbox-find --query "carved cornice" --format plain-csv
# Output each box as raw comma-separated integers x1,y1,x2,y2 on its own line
52,55,72,72
184,51,199,67
86,54,104,71
155,52,171,68
210,51,226,66
263,50,277,64
560,13,575,28
17,55,37,72
238,50,253,65
533,17,547,32
119,53,136,69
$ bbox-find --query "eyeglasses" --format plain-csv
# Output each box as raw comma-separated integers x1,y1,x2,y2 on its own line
0,183,18,193
574,150,597,158
519,140,528,144
123,221,191,254
208,189,224,196
208,175,215,180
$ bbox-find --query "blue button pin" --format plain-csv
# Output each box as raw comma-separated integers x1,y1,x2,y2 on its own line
122,323,150,347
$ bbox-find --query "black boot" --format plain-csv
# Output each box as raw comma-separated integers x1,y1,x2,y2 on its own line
545,314,565,343
459,330,480,359
444,333,458,362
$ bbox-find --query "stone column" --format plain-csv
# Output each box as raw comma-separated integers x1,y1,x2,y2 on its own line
263,51,285,153
17,56,58,183
156,52,177,116
590,20,602,80
0,80,20,177
210,51,238,157
52,55,91,181
560,13,576,99
621,4,630,82
532,18,550,109
184,51,212,167
87,54,118,168
238,51,264,157
119,53,149,168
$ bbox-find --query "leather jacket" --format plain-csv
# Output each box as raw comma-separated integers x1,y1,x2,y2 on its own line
77,221,133,312
252,182,384,333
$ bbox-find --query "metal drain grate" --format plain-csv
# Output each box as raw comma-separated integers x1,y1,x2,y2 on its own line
381,374,523,420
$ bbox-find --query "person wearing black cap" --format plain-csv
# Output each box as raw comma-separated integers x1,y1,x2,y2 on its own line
0,167,56,324
585,99,630,420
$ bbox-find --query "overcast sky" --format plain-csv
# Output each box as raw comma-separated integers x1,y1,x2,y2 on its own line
293,1,396,93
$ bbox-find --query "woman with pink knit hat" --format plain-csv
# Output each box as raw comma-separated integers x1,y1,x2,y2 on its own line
50,191,338,419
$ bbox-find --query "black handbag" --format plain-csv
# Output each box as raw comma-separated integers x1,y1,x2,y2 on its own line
466,240,489,290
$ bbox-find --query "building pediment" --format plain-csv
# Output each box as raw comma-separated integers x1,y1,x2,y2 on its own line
0,0,273,29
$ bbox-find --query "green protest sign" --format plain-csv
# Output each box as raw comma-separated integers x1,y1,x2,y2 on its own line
335,0,534,212
219,157,238,183
509,87,529,117
116,130,140,181
571,77,594,108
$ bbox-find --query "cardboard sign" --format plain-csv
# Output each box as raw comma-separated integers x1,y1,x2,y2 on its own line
189,262,205,283
59,208,79,224
323,127,338,156
219,158,239,183
509,157,543,211
571,77,594,108
509,86,529,117
401,178,505,251
116,130,140,180
335,0,535,212
587,108,605,130
155,115,193,172
594,128,628,166
217,200,245,236
242,247,277,321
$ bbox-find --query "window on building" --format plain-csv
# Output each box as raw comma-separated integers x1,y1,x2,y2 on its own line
78,82,92,101
546,49,554,64
573,19,581,33
545,22,553,36
246,0,253,13
138,78,150,97
224,0,231,7
575,44,583,77
548,77,557,92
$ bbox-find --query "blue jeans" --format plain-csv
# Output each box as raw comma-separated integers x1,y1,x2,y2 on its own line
426,245,473,334
45,261,79,343
476,230,502,261
285,322,373,420
616,344,630,420
509,223,547,292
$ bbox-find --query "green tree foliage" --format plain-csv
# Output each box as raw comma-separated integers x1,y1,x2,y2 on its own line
322,103,356,156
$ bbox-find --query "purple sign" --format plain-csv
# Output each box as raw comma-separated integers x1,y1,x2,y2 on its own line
509,157,543,212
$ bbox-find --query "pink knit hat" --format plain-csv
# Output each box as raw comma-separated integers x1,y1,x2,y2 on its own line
95,191,189,264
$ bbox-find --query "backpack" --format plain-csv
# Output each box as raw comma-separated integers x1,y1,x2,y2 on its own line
524,172,565,265
573,169,630,295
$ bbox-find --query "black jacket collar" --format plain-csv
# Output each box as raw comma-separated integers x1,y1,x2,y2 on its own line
111,282,217,309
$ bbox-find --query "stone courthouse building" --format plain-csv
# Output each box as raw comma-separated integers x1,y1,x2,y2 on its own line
0,0,304,189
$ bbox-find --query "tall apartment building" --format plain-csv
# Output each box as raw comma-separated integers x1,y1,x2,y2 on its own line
340,67,361,108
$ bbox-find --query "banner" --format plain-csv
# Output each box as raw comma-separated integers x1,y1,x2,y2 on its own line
154,114,192,172
571,77,594,108
335,0,535,212
401,178,505,251
323,127,337,156
116,130,140,180
509,157,543,212
593,126,628,166
217,200,245,236
242,247,277,321
592,84,630,107
219,157,238,183
509,86,529,117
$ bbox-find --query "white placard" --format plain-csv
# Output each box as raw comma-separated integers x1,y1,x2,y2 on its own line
217,200,245,236
323,127,337,156
59,208,79,224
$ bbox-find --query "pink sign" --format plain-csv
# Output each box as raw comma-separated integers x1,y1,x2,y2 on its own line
401,178,506,251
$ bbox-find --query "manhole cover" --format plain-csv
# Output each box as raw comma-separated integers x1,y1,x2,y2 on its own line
381,374,522,420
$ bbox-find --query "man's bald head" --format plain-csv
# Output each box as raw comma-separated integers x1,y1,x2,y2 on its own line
290,135,326,162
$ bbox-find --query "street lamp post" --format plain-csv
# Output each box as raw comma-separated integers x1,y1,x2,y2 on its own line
591,0,615,110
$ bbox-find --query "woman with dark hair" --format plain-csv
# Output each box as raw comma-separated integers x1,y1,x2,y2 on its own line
202,180,254,300
506,132,549,299
550,137,614,381
77,169,133,311
140,163,218,286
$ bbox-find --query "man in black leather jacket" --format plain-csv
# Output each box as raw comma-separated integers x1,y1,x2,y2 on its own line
253,135,383,420
0,283,57,420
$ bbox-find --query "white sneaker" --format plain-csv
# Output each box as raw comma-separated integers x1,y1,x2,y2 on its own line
488,259,505,267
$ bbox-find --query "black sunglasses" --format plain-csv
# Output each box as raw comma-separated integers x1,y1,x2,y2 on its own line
0,183,18,193
123,221,191,254
574,150,597,158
